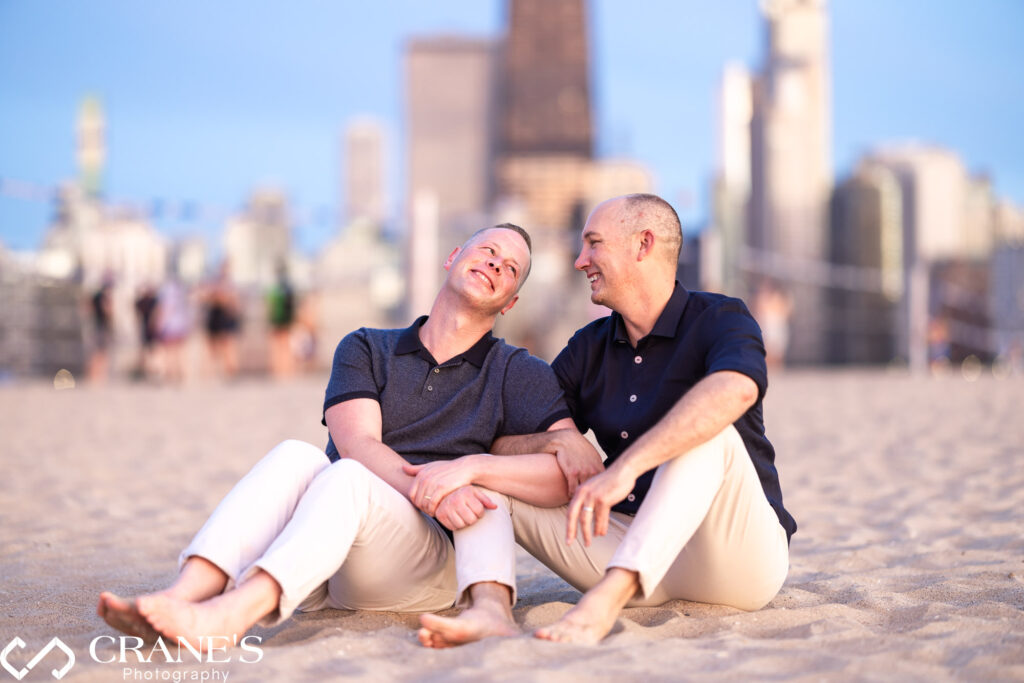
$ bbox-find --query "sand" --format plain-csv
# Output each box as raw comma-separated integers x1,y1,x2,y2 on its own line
1,370,1022,681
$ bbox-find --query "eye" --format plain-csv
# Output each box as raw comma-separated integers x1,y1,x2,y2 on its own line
483,246,495,255
509,265,517,276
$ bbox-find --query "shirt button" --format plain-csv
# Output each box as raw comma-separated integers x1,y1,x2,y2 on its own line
629,394,637,403
620,430,628,439
427,385,433,391
634,356,642,364
627,493,636,502
433,368,440,374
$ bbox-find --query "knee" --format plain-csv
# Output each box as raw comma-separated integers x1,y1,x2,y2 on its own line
311,457,373,489
261,439,330,479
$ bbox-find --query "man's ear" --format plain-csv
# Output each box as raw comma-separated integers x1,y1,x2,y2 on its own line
636,230,655,262
443,246,461,271
499,294,519,316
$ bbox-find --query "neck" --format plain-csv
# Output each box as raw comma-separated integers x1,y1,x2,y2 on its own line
617,276,675,347
419,291,496,364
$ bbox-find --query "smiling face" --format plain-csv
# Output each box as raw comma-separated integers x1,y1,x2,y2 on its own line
444,227,531,315
574,199,640,310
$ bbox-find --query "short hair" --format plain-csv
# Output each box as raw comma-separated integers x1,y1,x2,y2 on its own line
620,193,682,264
467,223,533,286
469,223,532,254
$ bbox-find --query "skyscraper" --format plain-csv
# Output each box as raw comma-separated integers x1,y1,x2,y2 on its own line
405,35,498,313
405,36,498,239
709,62,754,297
750,0,832,364
76,96,105,199
344,117,387,227
495,0,592,234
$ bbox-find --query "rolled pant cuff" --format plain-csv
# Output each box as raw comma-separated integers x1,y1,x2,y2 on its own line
241,561,302,627
178,548,240,590
605,560,657,601
455,578,517,610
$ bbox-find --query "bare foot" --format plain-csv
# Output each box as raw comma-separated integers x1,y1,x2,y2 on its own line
418,605,520,648
136,594,249,652
533,600,619,645
97,592,162,641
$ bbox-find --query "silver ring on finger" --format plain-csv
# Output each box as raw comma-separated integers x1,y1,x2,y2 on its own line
582,505,594,513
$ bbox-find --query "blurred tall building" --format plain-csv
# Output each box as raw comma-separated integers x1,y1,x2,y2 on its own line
749,0,832,364
829,144,1022,369
403,0,652,358
344,117,388,226
223,189,292,288
405,36,498,316
76,96,105,198
495,0,593,236
707,62,754,297
828,163,904,364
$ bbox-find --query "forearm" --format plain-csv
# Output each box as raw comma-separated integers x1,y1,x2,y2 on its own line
491,431,560,456
335,437,416,499
614,370,757,479
465,453,569,507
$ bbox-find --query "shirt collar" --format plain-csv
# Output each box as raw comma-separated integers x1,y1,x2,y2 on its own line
612,281,690,343
395,315,498,367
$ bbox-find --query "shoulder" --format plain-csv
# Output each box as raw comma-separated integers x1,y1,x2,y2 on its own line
687,290,752,316
565,315,613,351
333,325,403,359
685,291,759,330
488,339,550,374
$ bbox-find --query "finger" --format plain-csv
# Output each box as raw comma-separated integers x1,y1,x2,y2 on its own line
565,496,581,545
473,489,497,510
580,504,594,547
595,505,610,537
426,492,444,517
460,502,483,526
449,509,466,529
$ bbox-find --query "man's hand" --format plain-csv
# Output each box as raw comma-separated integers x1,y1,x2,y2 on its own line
405,458,479,516
549,429,605,498
433,485,497,531
565,464,636,547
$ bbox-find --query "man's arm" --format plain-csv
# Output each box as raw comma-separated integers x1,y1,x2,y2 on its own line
406,452,567,515
404,417,598,515
324,397,417,497
491,417,605,497
567,370,758,546
325,398,498,529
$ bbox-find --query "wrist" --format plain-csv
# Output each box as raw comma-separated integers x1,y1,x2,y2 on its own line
609,454,641,482
465,454,486,484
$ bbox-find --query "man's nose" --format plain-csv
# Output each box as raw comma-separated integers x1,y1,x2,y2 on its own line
574,251,587,271
488,259,500,272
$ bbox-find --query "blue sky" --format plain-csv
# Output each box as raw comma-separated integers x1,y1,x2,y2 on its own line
1,1,1022,254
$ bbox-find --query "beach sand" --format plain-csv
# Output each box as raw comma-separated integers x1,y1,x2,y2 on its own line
1,370,1022,681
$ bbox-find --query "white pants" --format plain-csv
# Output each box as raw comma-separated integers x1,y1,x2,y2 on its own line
182,440,466,625
470,425,790,611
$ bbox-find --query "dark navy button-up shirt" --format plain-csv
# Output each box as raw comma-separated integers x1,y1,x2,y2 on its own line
551,282,797,542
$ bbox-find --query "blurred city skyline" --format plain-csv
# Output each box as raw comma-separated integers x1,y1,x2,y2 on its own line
2,0,1023,254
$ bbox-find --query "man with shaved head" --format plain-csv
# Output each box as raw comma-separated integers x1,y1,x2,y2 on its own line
418,194,796,646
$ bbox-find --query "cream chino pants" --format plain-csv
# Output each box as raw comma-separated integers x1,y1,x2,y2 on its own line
466,425,790,611
183,426,787,626
181,439,461,624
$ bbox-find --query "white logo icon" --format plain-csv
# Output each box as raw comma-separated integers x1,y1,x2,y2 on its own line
1,638,76,680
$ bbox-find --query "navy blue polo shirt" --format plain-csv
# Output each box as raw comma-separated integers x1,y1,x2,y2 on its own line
551,282,797,542
322,316,571,463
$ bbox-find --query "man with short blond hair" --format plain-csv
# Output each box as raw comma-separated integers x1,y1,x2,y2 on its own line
98,223,603,649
